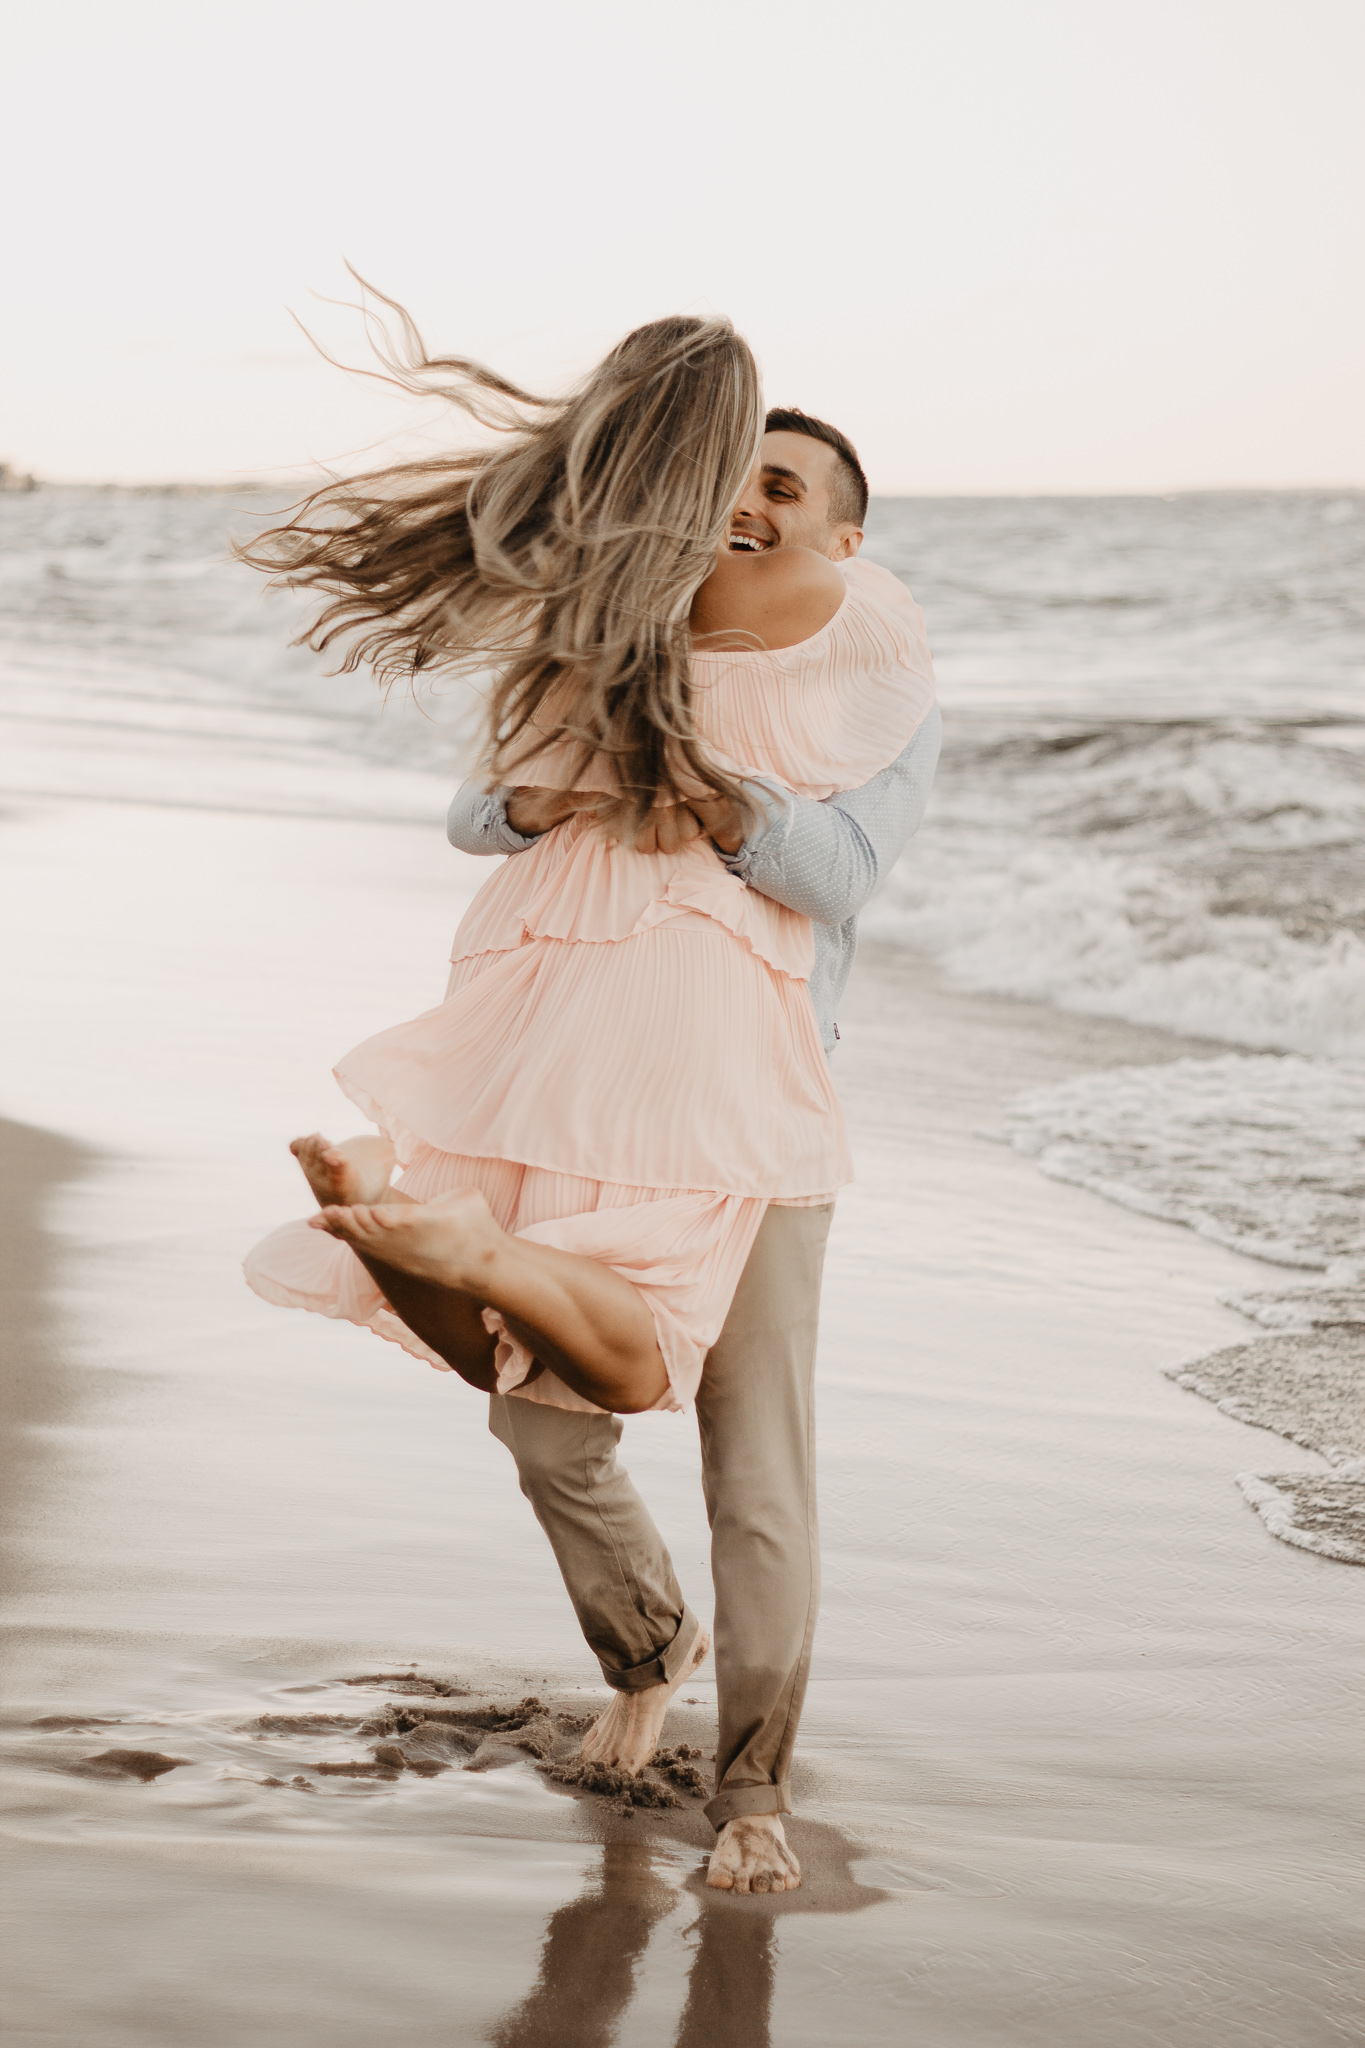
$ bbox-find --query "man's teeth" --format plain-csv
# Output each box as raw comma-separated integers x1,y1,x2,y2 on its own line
730,534,766,550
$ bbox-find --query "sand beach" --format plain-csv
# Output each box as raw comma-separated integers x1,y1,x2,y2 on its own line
1,781,1361,2046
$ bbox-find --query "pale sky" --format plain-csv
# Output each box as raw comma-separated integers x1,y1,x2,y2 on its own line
4,0,1361,492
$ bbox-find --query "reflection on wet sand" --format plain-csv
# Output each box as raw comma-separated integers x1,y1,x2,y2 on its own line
490,1840,775,2048
674,1895,776,2048
0,1118,91,1605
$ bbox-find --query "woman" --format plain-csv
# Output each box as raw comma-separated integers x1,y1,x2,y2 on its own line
243,305,934,1417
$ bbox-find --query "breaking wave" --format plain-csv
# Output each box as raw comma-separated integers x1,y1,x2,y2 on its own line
996,1051,1365,1271
866,717,1365,1059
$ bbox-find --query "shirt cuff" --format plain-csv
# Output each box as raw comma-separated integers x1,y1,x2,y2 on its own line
710,780,789,877
483,787,545,853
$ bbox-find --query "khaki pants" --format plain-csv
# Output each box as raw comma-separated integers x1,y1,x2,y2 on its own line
488,1200,833,1831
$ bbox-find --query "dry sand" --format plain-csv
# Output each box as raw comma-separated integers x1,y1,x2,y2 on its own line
0,796,1361,2046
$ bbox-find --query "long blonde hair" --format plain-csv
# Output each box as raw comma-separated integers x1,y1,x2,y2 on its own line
238,288,764,826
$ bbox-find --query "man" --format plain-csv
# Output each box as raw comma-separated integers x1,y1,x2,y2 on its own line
448,409,941,1893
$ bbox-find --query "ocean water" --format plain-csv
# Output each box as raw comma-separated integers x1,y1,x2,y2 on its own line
861,492,1365,1287
863,495,1365,1070
2,485,1362,1276
0,486,465,822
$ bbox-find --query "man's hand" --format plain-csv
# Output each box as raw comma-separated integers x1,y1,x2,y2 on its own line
599,803,705,856
506,785,743,857
504,786,604,836
687,794,747,855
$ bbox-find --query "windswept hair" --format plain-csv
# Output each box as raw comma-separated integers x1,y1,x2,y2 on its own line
237,283,764,827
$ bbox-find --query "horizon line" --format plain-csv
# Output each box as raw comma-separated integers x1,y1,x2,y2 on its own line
4,471,1364,502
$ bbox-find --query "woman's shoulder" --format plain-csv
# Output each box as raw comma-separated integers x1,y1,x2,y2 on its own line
690,545,845,654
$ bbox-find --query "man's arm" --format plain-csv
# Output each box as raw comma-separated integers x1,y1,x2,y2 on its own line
449,704,941,914
709,705,942,925
447,784,600,855
449,784,702,857
447,783,546,856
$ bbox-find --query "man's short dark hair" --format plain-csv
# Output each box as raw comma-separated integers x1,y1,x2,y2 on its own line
764,407,869,528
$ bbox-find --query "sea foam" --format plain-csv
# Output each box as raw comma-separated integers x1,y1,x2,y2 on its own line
866,719,1365,1059
997,1048,1365,1565
997,1052,1365,1270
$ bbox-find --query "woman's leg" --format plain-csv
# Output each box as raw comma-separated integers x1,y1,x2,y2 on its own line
311,1188,670,1414
290,1134,500,1391
344,1246,502,1392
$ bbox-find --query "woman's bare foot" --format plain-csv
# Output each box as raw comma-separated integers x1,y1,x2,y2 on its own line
291,1133,397,1208
577,1626,711,1775
309,1186,501,1291
706,1814,802,1894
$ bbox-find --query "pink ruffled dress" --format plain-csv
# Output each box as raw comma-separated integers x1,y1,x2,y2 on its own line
244,559,936,1412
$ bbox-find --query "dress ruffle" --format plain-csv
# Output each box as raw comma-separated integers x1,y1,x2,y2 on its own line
244,1146,766,1414
689,558,937,797
448,815,814,981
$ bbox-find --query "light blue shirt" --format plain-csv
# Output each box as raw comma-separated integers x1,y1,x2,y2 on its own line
446,702,941,1052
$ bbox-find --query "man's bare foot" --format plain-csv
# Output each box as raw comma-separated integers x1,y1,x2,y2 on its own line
309,1186,500,1290
706,1814,802,1895
291,1133,397,1208
577,1626,711,1775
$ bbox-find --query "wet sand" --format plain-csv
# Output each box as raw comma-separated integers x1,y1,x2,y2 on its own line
0,1117,91,1604
1,794,1361,2046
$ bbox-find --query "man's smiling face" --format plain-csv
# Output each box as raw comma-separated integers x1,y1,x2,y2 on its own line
728,431,864,562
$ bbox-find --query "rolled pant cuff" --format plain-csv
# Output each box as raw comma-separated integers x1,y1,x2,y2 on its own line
704,1781,793,1830
603,1605,702,1693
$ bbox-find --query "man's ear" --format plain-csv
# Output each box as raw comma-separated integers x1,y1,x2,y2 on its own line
829,526,863,561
